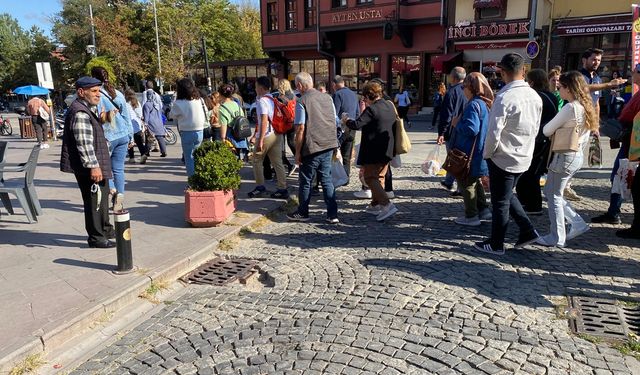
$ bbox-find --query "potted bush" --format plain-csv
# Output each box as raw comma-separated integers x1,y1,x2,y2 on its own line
185,141,243,227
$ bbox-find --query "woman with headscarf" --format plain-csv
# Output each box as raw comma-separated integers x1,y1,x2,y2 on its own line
451,72,494,226
142,89,167,157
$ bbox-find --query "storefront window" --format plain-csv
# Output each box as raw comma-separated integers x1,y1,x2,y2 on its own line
391,55,421,105
315,59,329,87
339,57,380,92
288,59,330,86
341,58,358,90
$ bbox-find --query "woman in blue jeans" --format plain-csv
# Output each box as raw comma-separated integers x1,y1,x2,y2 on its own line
169,78,205,177
91,67,133,212
537,71,599,247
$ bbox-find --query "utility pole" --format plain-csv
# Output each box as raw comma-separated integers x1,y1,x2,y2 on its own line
152,0,163,94
88,4,97,56
201,36,211,93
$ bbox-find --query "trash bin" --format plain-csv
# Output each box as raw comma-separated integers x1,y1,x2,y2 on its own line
19,116,36,139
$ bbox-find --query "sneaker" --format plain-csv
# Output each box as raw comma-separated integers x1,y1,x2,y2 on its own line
353,189,372,199
151,148,160,153
38,143,45,149
564,186,581,201
287,212,310,222
473,240,505,255
440,181,455,192
454,216,481,226
386,191,395,199
140,154,148,164
567,223,590,241
325,217,339,224
113,193,124,213
270,189,289,199
591,213,622,225
365,204,381,215
127,157,136,164
535,236,554,247
376,202,398,222
514,230,540,248
42,143,50,149
248,186,266,198
616,228,640,239
479,208,492,222
450,191,463,198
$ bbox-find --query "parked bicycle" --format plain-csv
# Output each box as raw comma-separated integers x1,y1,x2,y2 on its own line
164,126,177,145
0,115,12,136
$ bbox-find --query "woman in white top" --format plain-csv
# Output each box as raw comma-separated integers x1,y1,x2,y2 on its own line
169,78,206,177
536,71,599,247
394,86,411,127
124,89,149,164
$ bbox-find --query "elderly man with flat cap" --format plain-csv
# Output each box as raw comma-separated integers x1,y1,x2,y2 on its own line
60,76,115,248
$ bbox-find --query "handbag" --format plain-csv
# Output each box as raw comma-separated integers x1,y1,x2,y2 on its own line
38,106,49,120
389,100,411,155
551,126,581,153
443,137,477,181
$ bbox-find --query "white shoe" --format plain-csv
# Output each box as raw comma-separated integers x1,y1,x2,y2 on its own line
454,216,481,226
376,202,398,221
365,204,381,215
564,187,581,201
39,143,45,149
386,191,395,199
567,223,590,241
353,189,372,199
42,143,50,149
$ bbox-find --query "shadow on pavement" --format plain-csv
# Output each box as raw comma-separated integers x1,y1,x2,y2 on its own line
53,258,116,271
0,229,86,247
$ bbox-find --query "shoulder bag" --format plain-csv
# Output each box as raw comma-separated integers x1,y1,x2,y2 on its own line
551,125,581,153
443,134,477,182
389,100,411,155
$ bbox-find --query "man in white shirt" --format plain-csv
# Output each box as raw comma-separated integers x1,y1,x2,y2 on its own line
475,53,542,255
248,76,288,199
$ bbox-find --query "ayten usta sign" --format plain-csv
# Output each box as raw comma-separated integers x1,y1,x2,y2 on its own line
447,20,530,41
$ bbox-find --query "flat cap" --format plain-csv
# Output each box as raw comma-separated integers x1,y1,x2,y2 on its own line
75,76,102,89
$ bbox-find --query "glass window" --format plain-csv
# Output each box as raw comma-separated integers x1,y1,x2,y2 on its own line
341,58,358,90
602,33,629,50
391,54,421,105
285,0,297,30
304,0,316,28
315,59,329,86
267,2,278,32
340,57,380,92
332,0,346,7
290,61,300,75
478,7,501,19
357,0,373,4
257,65,268,78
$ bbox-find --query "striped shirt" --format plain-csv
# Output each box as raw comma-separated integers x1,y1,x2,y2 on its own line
72,101,100,169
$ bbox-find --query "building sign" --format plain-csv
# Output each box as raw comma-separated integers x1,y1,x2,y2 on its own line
556,21,631,36
632,5,640,95
331,9,383,24
526,41,539,59
455,41,528,50
447,20,530,41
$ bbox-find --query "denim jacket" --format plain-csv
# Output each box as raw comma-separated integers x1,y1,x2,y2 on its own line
451,97,489,177
97,89,133,142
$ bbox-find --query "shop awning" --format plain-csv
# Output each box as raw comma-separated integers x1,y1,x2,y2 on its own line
473,0,503,9
431,52,462,74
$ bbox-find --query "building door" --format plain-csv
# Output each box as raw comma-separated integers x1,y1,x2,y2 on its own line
390,54,422,109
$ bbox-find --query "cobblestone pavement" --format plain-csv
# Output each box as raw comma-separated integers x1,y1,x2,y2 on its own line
71,165,640,375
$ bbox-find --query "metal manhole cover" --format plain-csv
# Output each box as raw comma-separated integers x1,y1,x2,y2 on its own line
182,258,257,286
568,296,640,340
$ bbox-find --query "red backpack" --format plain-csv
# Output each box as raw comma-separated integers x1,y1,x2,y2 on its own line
270,97,296,134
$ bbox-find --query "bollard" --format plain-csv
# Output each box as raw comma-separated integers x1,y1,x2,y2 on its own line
113,210,135,274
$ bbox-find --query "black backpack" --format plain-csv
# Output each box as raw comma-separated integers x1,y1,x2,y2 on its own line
220,103,252,140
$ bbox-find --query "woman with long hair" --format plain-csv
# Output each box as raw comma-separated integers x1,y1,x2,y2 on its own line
276,79,296,173
217,84,249,159
451,72,494,226
536,71,599,247
169,78,205,177
431,82,446,129
124,89,149,164
90,66,134,212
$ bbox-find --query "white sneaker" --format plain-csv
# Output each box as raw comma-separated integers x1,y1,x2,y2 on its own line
454,216,481,226
353,189,372,199
386,191,395,199
376,202,398,221
567,223,590,241
42,143,50,149
365,204,381,215
38,143,45,149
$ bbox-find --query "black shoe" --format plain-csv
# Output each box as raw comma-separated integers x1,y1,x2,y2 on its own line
616,228,640,239
287,212,310,222
270,189,289,199
514,230,540,248
89,240,116,248
160,153,167,157
105,231,116,240
450,191,463,198
248,186,266,198
473,240,505,255
151,148,160,153
440,181,455,192
591,213,622,224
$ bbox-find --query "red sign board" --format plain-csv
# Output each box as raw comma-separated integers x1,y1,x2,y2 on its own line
447,20,530,41
455,41,528,50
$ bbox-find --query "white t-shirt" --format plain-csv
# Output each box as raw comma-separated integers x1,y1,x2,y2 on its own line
256,94,274,139
170,99,206,132
395,91,411,107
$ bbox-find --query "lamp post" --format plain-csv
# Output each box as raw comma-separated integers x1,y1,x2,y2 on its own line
151,0,163,94
188,37,212,93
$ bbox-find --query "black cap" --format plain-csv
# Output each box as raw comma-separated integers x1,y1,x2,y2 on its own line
371,77,386,85
75,76,102,89
497,53,525,72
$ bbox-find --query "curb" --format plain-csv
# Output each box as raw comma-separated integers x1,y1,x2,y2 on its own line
0,201,286,374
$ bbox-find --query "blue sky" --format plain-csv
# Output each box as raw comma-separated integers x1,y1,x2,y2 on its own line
0,0,62,37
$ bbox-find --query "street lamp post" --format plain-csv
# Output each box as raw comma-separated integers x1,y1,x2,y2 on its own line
151,0,163,94
189,37,212,93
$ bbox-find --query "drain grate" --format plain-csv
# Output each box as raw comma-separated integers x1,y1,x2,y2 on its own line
182,257,257,286
568,296,640,340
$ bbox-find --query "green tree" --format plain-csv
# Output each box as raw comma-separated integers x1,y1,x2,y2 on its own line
0,14,31,91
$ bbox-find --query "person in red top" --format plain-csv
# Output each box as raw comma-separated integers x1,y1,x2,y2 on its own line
26,96,51,149
591,64,640,229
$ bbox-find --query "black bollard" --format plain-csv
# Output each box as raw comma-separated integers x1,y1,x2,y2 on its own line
113,210,135,274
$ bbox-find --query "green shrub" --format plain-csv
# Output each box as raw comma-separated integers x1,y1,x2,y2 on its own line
188,141,242,192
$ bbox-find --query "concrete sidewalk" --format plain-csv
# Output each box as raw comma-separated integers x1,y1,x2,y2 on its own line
0,132,292,371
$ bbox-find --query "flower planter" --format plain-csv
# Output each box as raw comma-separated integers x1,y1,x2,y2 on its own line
185,190,236,227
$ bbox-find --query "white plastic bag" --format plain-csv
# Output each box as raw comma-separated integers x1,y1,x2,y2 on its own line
332,150,349,188
390,155,402,168
421,145,444,177
612,159,638,200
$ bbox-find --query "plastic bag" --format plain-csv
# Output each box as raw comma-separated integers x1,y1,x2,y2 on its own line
612,159,638,200
332,150,349,188
588,133,602,168
390,155,402,168
421,145,444,177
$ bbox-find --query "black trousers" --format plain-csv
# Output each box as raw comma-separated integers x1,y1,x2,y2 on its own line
75,174,113,245
632,168,640,229
340,128,354,179
515,169,543,212
31,115,48,143
128,131,149,158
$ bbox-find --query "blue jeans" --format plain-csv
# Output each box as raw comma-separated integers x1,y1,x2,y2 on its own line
487,159,535,249
297,149,338,218
180,130,203,177
108,135,130,194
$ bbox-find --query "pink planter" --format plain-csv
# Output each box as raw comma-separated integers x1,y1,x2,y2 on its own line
185,190,237,227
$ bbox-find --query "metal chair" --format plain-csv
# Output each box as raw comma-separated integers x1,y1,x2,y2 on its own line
0,144,41,223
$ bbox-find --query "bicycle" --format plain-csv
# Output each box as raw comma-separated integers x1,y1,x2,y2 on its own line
0,115,12,136
165,126,177,145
